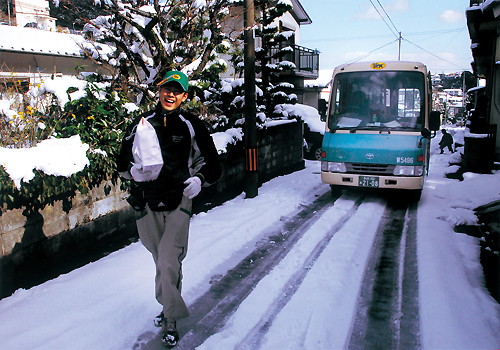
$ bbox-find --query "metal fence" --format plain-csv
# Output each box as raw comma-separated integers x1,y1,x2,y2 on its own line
269,44,319,75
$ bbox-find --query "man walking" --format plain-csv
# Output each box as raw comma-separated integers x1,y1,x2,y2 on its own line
439,129,454,154
117,71,221,347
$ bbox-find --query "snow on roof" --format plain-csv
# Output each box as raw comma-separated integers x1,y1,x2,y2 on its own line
305,69,333,88
467,85,486,93
0,25,85,56
0,25,113,59
467,0,500,13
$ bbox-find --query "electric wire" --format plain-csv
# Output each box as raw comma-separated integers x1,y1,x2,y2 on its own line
376,0,399,35
345,39,399,64
369,0,400,39
403,38,468,70
302,28,466,44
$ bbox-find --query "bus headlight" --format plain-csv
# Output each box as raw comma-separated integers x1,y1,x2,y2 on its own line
321,161,347,173
394,165,423,176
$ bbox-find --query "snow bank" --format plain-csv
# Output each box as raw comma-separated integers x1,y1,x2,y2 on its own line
0,135,89,189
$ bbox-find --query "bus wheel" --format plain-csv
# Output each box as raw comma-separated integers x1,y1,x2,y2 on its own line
410,189,422,202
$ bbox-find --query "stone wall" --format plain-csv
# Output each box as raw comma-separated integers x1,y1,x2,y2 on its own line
0,121,304,298
0,180,135,298
0,181,129,258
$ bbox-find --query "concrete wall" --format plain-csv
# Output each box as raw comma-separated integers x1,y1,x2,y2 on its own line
195,120,305,211
0,180,129,258
0,180,134,298
0,121,304,298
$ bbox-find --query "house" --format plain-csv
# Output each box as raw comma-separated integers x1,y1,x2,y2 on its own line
221,0,319,106
0,24,108,76
14,0,56,30
466,0,500,170
0,1,107,82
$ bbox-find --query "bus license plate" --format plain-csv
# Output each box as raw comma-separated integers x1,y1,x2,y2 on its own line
359,176,379,188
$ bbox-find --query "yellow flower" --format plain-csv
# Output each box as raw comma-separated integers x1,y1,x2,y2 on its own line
87,115,95,120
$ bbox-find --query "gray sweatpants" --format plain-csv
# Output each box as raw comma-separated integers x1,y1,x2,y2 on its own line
135,195,192,320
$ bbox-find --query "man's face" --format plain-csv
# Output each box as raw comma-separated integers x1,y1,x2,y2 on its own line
159,82,187,113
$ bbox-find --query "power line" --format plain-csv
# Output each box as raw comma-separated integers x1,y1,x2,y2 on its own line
303,33,396,43
345,39,399,64
302,28,466,44
328,36,468,72
403,38,468,70
368,0,403,59
369,0,399,39
376,0,399,34
404,27,466,37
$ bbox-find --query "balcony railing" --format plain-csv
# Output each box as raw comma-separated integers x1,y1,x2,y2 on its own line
269,44,319,78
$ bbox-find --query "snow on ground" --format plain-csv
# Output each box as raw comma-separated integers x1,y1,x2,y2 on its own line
0,127,499,349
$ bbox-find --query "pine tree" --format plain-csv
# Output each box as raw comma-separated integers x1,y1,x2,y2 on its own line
201,0,298,131
255,0,297,119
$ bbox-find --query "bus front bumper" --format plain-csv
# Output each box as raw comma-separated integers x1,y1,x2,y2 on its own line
321,172,424,190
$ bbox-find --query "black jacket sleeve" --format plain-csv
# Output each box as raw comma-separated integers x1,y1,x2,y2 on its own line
188,115,222,185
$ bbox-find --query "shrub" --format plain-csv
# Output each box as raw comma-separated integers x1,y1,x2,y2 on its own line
0,81,140,215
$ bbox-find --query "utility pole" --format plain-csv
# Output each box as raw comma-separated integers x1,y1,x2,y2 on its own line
244,0,258,198
7,0,11,26
398,32,402,61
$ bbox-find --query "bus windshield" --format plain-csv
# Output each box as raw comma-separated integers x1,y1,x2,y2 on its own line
328,70,425,131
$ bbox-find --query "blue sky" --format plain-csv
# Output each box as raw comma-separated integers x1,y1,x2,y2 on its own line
298,0,473,75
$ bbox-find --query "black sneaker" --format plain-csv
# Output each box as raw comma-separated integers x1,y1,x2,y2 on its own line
154,312,163,327
161,319,179,348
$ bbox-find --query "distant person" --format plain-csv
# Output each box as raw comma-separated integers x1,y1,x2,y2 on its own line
117,70,221,347
439,129,454,154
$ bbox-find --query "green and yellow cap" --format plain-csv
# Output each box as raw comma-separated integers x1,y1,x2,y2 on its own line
158,71,189,92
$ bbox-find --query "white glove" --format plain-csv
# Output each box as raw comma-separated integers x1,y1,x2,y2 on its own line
183,176,202,199
130,162,163,182
130,163,152,182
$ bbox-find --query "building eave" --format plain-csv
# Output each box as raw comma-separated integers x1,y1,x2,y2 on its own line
290,0,312,25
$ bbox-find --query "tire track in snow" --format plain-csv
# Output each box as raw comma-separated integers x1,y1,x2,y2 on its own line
349,197,420,350
174,191,362,349
235,195,365,350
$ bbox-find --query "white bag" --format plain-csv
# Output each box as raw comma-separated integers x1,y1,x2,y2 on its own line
131,117,163,182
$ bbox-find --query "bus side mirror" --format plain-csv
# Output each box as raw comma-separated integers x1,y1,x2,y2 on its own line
421,128,431,138
318,99,327,122
429,111,441,131
419,128,431,147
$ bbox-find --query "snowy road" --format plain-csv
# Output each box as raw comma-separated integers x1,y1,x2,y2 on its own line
2,128,499,350
134,190,422,350
350,197,420,350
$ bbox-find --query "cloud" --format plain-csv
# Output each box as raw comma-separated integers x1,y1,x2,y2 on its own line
355,0,410,20
438,9,464,23
390,0,410,11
